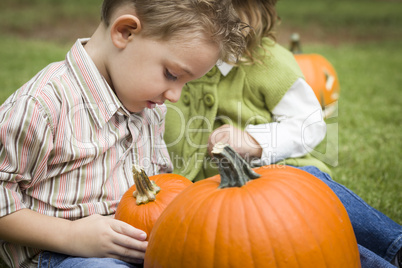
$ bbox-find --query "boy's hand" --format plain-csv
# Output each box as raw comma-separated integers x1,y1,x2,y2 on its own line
68,214,147,264
0,209,147,264
208,124,262,159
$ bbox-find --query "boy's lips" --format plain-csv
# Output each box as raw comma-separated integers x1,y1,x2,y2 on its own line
147,101,164,109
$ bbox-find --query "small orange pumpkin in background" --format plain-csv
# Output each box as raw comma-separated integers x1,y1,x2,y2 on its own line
290,33,340,118
144,144,360,267
115,165,192,239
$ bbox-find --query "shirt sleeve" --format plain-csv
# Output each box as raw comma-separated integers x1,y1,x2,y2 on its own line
0,95,53,217
245,78,326,166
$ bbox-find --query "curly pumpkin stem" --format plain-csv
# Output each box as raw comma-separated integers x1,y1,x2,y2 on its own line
212,143,260,188
132,165,161,205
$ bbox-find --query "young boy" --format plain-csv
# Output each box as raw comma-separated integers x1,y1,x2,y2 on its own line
0,0,245,267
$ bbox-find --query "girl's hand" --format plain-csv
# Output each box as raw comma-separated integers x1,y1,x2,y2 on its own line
208,124,262,160
68,214,147,264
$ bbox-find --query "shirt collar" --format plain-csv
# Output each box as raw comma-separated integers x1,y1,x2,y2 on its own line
216,61,234,77
66,38,125,128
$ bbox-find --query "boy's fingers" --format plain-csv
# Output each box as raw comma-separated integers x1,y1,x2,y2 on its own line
111,219,148,241
108,245,146,264
117,232,148,252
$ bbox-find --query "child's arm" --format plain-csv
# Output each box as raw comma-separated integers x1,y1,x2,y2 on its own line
208,79,326,165
208,124,262,160
247,78,326,165
0,208,148,264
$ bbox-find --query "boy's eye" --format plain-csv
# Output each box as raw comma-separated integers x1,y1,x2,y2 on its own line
165,69,178,81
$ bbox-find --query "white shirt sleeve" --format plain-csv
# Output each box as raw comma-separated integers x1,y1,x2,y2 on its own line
245,78,326,166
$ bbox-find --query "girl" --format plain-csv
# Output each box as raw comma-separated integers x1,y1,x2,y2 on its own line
164,0,402,267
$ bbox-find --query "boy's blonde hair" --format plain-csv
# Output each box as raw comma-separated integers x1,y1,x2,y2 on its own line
101,0,246,63
232,0,278,61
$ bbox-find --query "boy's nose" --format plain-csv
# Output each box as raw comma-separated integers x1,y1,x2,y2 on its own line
164,86,183,103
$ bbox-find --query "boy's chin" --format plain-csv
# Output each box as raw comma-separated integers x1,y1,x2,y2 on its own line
125,106,144,114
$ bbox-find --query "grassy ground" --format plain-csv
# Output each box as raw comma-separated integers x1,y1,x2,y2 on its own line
0,0,401,266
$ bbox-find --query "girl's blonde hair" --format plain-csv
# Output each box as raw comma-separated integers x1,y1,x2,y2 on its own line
232,0,279,62
101,0,247,64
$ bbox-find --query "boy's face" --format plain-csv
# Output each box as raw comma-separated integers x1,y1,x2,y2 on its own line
107,34,220,113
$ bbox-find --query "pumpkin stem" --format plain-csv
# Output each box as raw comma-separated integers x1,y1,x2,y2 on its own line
212,143,260,188
132,165,161,205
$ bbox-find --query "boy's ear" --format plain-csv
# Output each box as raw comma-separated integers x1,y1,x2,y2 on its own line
110,15,142,49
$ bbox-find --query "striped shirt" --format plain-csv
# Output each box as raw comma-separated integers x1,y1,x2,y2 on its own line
0,39,173,268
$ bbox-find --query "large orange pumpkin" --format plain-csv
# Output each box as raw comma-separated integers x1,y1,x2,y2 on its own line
144,144,360,267
115,165,192,239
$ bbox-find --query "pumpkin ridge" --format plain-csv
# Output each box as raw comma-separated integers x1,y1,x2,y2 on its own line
237,188,257,267
157,182,219,266
220,188,248,267
188,187,233,267
280,173,342,264
290,178,358,264
267,178,328,266
277,172,342,221
211,189,229,267
261,169,357,266
243,181,280,267
164,197,199,265
181,186,235,267
253,173,328,265
192,188,228,267
247,179,301,267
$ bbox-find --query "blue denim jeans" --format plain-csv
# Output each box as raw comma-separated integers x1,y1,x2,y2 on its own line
38,251,141,268
359,245,397,268
37,248,396,268
298,166,402,267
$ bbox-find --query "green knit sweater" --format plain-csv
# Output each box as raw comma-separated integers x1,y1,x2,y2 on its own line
164,38,331,181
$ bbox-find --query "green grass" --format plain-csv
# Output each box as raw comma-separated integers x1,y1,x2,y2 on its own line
276,0,402,42
0,0,100,44
0,0,100,30
0,0,401,266
0,36,69,100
